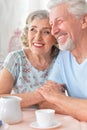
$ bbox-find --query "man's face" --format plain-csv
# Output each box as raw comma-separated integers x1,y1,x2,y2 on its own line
49,4,82,51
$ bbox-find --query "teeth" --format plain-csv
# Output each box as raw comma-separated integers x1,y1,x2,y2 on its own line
57,35,67,44
34,43,43,47
58,35,64,40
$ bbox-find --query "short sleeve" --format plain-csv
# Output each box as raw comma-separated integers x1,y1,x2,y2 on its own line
3,52,19,81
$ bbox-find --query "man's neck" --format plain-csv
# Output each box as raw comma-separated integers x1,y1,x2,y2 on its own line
71,47,87,64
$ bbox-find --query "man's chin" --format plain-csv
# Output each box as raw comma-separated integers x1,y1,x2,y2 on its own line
59,43,75,51
58,42,67,51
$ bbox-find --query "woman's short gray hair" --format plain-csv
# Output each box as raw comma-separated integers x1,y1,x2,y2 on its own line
21,10,49,47
26,10,49,25
47,0,87,18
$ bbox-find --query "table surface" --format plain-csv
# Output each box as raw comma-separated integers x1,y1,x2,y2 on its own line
7,108,87,130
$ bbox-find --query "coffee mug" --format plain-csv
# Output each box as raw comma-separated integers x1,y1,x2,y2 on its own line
35,109,55,128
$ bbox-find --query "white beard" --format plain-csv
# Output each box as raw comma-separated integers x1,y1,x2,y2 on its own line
58,37,75,51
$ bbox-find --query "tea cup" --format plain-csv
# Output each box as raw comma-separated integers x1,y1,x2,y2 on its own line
35,109,55,128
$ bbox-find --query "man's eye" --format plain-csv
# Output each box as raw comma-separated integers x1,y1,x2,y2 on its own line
57,20,63,24
56,18,64,25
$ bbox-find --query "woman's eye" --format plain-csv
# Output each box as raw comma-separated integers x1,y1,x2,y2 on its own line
43,30,51,34
30,28,35,31
28,27,37,33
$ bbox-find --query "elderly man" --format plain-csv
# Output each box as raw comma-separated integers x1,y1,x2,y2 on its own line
37,0,87,121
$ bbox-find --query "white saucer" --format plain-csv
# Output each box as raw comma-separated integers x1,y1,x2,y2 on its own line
30,120,61,129
0,123,9,130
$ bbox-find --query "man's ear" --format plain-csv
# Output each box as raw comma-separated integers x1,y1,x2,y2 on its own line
81,14,87,29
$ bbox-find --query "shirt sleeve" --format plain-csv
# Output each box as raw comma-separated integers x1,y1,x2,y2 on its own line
2,52,19,81
48,52,63,84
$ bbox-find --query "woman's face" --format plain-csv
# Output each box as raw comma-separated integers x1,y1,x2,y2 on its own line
28,18,57,56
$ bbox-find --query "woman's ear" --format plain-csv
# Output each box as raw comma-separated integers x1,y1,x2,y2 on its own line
81,14,87,29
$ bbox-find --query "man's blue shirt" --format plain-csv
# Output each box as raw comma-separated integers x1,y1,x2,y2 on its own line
49,51,87,98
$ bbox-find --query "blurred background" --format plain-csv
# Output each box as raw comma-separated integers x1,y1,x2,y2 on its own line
0,0,49,62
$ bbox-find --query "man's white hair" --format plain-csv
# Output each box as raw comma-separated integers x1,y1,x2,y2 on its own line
47,0,87,18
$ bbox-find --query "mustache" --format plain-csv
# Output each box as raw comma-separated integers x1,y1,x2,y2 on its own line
55,32,68,39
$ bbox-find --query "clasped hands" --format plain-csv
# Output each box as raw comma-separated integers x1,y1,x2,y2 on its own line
36,80,65,104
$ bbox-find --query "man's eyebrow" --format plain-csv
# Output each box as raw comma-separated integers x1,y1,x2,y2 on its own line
55,16,65,20
50,16,65,22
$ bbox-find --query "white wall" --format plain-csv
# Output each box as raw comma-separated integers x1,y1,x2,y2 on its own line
40,0,49,10
1,0,87,61
0,0,43,60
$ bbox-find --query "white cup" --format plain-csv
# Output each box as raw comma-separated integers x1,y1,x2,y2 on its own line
35,109,55,128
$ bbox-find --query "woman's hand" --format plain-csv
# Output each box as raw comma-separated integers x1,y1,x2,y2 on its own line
37,80,65,103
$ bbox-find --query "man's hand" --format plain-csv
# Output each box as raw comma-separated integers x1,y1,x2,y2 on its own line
37,80,65,103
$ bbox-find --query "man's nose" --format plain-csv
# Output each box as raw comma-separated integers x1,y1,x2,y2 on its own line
51,22,59,36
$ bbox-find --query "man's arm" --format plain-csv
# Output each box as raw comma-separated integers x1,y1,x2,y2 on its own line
37,80,87,121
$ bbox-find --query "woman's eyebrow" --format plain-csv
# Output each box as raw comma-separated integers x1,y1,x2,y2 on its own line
42,27,51,30
29,26,51,30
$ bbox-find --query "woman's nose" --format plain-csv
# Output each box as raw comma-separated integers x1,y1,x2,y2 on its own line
35,31,42,40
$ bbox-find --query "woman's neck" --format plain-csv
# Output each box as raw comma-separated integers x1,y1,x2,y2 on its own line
24,49,53,70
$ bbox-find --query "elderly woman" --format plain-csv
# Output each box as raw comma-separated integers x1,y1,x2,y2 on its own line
0,10,59,108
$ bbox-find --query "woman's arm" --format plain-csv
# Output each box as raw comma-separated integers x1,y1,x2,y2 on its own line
0,68,44,108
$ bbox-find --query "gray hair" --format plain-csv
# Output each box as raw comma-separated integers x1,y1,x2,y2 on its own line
47,0,87,18
21,10,49,47
21,10,59,57
26,10,49,25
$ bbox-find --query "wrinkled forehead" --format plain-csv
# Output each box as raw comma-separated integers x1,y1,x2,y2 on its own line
28,18,51,29
49,4,69,22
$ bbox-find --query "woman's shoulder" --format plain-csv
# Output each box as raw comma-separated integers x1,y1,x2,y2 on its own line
4,49,26,64
9,49,23,55
7,49,25,59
